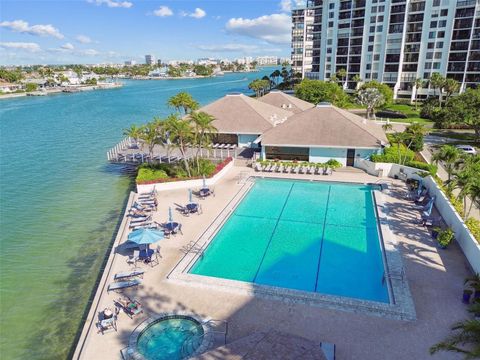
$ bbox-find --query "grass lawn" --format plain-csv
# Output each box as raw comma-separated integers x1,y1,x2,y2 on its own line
381,103,434,125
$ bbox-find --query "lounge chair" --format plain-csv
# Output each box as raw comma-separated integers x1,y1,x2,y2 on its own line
107,279,141,293
97,315,117,334
114,268,144,281
254,163,261,172
115,297,144,318
126,250,139,265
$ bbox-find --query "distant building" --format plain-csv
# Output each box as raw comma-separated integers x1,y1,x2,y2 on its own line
256,56,279,66
157,59,162,66
124,60,137,66
145,55,155,65
197,58,219,66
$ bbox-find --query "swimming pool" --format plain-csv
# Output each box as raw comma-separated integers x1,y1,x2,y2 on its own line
190,178,389,303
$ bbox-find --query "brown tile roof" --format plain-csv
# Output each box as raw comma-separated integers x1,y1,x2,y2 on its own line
261,104,388,148
199,93,294,134
258,91,315,114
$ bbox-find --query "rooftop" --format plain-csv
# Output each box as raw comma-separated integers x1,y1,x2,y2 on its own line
258,91,315,114
261,104,388,148
199,93,293,135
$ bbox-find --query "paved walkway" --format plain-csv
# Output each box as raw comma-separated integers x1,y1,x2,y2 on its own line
421,142,479,220
74,165,472,360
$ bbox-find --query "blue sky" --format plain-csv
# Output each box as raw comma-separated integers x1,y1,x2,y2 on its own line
0,0,300,65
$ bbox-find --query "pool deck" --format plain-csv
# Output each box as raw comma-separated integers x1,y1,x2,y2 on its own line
74,165,472,360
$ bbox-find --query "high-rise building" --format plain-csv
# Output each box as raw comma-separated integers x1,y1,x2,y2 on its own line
145,55,155,65
292,0,480,100
124,60,137,66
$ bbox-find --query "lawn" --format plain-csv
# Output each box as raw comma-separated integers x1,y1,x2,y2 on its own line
381,104,433,125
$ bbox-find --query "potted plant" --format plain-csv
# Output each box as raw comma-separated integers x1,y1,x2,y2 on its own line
431,226,442,240
465,274,480,301
437,228,454,249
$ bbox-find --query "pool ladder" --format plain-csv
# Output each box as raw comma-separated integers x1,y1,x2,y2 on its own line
382,268,405,284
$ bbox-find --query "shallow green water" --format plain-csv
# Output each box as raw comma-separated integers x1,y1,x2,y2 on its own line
0,68,276,359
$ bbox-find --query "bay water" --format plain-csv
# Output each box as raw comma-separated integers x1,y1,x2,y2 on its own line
0,67,276,359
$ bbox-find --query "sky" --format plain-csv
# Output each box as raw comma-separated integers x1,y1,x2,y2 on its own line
0,0,303,65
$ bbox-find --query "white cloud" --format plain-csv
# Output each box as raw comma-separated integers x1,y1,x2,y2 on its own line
87,0,132,9
0,42,41,52
280,0,291,12
153,6,173,17
181,8,206,19
75,35,92,44
81,49,100,56
0,20,64,39
197,43,260,52
226,14,291,45
61,43,75,50
294,0,306,7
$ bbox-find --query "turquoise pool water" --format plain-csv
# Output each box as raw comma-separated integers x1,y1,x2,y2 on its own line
137,317,204,360
191,178,389,303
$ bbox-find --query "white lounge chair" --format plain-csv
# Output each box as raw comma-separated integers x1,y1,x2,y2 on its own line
107,279,141,293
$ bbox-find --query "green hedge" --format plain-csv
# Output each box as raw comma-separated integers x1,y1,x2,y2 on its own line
136,168,169,182
405,161,437,176
370,144,415,163
466,218,480,242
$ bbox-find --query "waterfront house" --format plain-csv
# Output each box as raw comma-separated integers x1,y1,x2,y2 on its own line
0,80,22,93
260,103,388,166
258,90,315,114
198,93,293,148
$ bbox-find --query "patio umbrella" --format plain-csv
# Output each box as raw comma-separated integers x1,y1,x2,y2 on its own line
127,228,164,246
189,189,193,203
168,206,173,223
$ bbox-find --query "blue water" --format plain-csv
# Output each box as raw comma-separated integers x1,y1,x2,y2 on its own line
137,317,204,360
191,178,389,303
0,68,278,359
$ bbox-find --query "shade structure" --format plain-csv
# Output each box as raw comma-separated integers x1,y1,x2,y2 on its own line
189,189,193,203
168,206,173,223
127,228,164,246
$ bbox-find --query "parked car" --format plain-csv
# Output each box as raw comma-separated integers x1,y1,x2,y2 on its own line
456,145,477,155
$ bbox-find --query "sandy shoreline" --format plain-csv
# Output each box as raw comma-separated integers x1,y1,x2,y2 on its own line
0,83,123,100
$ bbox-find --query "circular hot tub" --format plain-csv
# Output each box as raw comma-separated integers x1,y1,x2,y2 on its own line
127,313,212,360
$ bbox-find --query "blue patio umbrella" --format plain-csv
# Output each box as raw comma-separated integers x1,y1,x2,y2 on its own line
127,228,164,246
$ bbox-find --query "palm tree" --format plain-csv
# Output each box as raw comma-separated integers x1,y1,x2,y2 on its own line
337,68,347,88
432,145,461,182
138,122,159,160
382,122,393,133
356,88,385,120
352,74,362,90
167,92,199,115
413,78,423,110
270,69,281,86
400,123,428,164
430,319,480,359
164,114,193,177
429,72,445,106
189,111,217,172
454,156,480,218
444,78,460,104
123,124,143,146
329,74,339,84
152,117,172,160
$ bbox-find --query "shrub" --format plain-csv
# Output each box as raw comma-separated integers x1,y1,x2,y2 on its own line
294,79,349,107
437,228,455,248
359,80,393,106
466,218,480,244
420,97,440,119
136,168,169,183
406,161,437,175
370,144,415,163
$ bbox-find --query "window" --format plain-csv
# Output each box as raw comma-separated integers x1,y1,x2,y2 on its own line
379,5,385,12
368,45,374,51
329,3,334,9
327,39,333,45
425,62,432,69
440,9,448,16
426,52,433,59
327,48,332,53
329,21,334,27
438,31,445,38
370,26,375,32
374,54,380,61
378,15,384,22
326,56,331,62
436,42,443,48
430,21,437,28
366,63,371,70
428,42,434,49
424,72,431,79
433,0,440,6
329,12,334,18
371,16,376,23
371,6,377,13
434,52,442,59
433,62,440,69
439,20,446,27
377,25,383,32
429,32,436,39
369,35,375,42
372,72,378,79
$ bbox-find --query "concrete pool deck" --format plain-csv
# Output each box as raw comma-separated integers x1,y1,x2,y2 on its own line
74,165,472,360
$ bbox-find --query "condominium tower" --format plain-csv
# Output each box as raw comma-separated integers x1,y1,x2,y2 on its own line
292,0,480,100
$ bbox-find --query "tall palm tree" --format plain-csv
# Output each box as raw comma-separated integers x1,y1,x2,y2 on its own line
189,111,217,172
444,78,460,104
270,69,281,86
432,145,461,182
123,124,143,146
430,72,445,106
138,122,159,160
430,319,480,359
152,116,172,160
413,78,423,110
167,92,199,115
337,68,347,88
352,74,362,90
382,122,393,132
454,156,480,218
164,114,193,177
